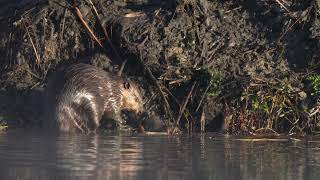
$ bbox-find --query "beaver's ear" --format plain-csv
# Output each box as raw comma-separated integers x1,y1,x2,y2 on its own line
123,81,130,89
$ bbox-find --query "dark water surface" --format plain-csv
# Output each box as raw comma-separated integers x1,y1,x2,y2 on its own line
0,130,320,180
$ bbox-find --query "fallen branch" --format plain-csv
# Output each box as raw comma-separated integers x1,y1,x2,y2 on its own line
195,82,211,112
147,68,173,127
73,0,103,48
200,109,205,132
175,81,197,126
275,0,290,13
117,59,127,76
58,7,67,58
88,0,122,63
139,50,173,127
162,86,196,122
278,7,311,42
162,86,181,106
22,19,41,65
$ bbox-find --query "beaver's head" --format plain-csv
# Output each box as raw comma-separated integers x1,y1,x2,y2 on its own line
120,80,144,115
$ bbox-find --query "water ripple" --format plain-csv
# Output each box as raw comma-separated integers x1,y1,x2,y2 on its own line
0,131,320,180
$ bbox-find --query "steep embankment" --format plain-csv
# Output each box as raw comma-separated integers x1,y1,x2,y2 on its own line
0,0,319,135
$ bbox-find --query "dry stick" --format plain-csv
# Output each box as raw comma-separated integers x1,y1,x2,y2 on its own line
82,0,127,76
162,86,196,122
117,59,127,76
175,82,197,127
146,68,172,127
23,20,41,65
74,3,126,77
200,109,205,132
162,86,181,106
275,0,290,13
278,19,299,42
195,82,211,112
139,51,173,127
58,7,67,58
73,1,104,48
278,7,311,42
88,0,122,62
274,0,298,20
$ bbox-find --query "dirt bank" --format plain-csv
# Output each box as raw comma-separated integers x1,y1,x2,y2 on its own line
0,0,320,135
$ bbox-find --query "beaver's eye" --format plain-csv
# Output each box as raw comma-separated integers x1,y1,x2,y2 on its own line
124,81,130,89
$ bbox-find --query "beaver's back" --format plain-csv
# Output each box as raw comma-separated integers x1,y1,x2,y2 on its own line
43,63,124,132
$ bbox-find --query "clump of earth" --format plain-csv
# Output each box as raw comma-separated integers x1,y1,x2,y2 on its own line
0,0,320,135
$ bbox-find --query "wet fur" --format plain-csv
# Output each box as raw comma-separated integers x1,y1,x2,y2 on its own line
43,63,144,132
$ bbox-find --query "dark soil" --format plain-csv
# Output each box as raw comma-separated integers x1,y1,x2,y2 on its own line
1,0,320,135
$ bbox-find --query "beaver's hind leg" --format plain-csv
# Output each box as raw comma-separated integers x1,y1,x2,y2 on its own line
62,97,102,132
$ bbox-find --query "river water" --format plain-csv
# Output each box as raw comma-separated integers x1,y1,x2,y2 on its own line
0,130,319,180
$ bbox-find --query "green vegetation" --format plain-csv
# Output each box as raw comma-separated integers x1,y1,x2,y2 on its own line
207,71,222,97
226,78,310,134
307,74,320,96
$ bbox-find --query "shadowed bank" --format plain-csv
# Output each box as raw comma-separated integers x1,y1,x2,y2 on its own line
0,0,320,135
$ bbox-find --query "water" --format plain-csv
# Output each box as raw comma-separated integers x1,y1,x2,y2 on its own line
0,130,320,180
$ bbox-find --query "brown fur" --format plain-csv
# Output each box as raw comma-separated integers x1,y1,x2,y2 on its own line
42,63,144,132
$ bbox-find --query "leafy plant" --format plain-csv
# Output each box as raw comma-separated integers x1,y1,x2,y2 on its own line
307,74,320,96
237,78,308,134
207,71,222,97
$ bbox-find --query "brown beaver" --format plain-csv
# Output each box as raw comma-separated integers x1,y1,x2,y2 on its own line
42,63,144,132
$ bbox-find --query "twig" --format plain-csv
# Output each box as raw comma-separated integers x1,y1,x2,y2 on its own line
139,51,173,127
278,7,311,42
275,0,290,13
162,86,181,106
146,67,173,127
175,81,197,126
309,107,320,117
59,7,67,58
169,79,189,85
117,59,127,76
195,82,211,112
73,0,103,48
87,0,109,40
25,68,41,80
162,86,196,122
22,20,41,65
200,109,205,132
278,19,298,42
255,127,280,136
137,35,149,49
88,0,122,63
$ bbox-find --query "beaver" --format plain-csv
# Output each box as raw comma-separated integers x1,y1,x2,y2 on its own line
42,63,144,132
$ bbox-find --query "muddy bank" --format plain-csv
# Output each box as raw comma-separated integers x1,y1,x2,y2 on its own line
0,0,320,135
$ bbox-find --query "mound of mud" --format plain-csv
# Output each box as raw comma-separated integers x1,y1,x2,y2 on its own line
0,0,320,135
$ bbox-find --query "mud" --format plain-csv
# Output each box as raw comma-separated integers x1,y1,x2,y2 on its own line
0,0,320,134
